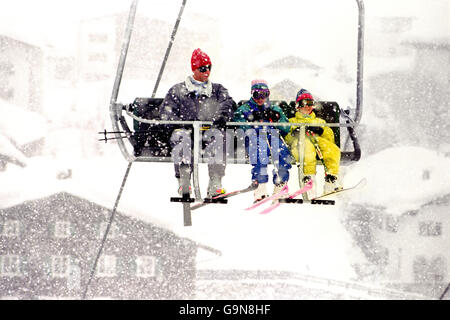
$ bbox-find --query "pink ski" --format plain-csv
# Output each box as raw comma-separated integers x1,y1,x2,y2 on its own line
259,180,313,214
245,184,289,211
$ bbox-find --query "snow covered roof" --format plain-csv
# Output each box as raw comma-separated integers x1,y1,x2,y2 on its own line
0,99,48,146
402,37,450,50
0,29,52,51
264,55,321,70
0,134,27,167
343,146,450,216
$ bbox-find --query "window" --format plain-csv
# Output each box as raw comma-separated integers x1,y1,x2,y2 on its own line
385,215,399,233
97,222,118,239
51,255,71,277
431,257,446,282
413,256,446,283
88,53,108,62
0,61,15,100
54,59,73,80
419,221,442,236
376,247,389,266
0,255,21,277
380,17,413,33
136,256,156,278
54,221,71,238
96,255,116,277
371,213,383,230
84,73,109,81
89,33,108,43
2,220,20,237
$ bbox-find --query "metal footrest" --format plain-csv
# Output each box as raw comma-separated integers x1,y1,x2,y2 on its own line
170,197,195,203
202,198,228,204
279,198,335,205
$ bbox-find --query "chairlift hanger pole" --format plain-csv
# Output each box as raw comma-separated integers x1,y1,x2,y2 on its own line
109,0,139,162
110,0,138,121
355,0,365,125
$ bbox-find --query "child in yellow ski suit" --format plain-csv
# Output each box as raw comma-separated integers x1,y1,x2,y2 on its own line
284,89,341,195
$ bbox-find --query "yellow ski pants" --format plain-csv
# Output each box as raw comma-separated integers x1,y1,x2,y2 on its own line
289,136,340,176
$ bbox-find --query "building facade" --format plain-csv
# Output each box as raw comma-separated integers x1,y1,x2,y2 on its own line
0,192,197,299
0,36,44,113
346,194,450,299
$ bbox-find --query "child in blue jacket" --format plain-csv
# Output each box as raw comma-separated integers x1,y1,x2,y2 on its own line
234,80,293,203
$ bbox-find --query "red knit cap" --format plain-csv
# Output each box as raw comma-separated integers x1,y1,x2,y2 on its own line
191,48,212,71
295,88,314,102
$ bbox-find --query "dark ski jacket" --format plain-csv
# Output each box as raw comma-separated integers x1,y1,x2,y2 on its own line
233,98,290,136
160,77,234,123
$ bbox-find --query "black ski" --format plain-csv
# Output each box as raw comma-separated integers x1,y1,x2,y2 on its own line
279,198,335,205
190,182,258,211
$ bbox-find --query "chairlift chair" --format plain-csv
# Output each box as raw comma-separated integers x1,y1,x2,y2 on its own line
104,0,366,226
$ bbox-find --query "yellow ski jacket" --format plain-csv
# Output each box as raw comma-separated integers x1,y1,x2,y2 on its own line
284,111,340,176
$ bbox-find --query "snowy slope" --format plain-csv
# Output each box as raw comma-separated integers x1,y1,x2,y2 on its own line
72,157,364,280
0,153,363,281
0,157,67,207
0,134,28,166
2,143,448,291
6,146,448,281
0,100,48,146
0,100,48,167
342,146,450,215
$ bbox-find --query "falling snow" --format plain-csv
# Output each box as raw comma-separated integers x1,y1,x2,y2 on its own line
0,0,449,300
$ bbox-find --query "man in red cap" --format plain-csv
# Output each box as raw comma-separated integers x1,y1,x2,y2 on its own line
160,48,234,198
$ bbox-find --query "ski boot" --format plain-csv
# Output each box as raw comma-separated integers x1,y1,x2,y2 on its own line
302,175,316,200
207,176,226,198
178,164,192,198
271,181,288,204
253,182,269,203
323,174,342,195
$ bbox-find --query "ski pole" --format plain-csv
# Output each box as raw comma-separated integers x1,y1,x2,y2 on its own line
98,129,155,143
98,130,153,135
306,130,330,176
98,136,129,142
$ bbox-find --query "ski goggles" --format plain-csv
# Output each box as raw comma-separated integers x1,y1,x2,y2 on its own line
297,99,315,107
198,65,212,73
252,89,270,100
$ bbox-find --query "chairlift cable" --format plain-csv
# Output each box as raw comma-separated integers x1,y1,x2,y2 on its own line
84,0,189,298
82,162,133,299
439,283,450,300
151,0,187,98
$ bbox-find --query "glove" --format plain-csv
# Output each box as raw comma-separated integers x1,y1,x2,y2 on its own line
212,116,227,130
250,110,264,122
263,109,280,122
306,126,324,136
